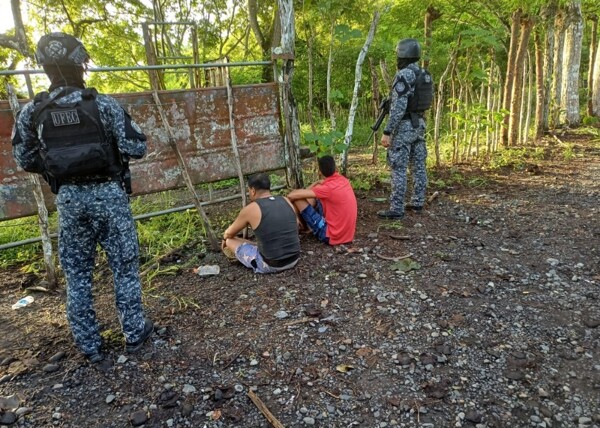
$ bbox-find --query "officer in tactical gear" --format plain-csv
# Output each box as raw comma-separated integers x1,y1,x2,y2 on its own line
12,32,153,363
378,38,431,219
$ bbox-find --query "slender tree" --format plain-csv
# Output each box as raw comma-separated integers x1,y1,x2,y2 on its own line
561,0,584,126
502,8,523,146
508,15,534,147
587,14,598,117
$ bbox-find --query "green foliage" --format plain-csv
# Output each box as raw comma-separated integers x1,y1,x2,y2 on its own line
304,130,346,155
488,147,546,170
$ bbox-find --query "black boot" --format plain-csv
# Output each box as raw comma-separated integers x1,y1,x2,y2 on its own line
377,210,404,219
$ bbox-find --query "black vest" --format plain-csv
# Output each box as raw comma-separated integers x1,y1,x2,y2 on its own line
32,87,123,180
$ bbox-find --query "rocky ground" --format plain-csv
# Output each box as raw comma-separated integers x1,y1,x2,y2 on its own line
0,133,599,428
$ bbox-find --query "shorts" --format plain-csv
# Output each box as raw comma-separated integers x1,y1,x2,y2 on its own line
235,243,298,274
300,200,329,244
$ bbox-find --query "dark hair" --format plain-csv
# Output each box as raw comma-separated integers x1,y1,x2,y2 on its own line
318,155,336,177
247,173,270,191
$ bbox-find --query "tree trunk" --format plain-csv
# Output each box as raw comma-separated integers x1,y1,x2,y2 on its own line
561,0,584,126
340,11,380,175
326,20,337,132
551,9,567,128
247,0,276,82
593,44,600,116
534,30,545,141
523,50,533,145
306,24,317,134
508,16,534,147
277,0,303,188
423,6,442,69
502,8,523,147
370,58,381,164
587,14,598,117
542,1,558,130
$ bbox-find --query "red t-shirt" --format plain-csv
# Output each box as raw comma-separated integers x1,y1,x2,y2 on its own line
313,173,357,245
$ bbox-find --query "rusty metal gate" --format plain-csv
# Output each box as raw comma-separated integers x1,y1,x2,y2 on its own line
0,82,285,220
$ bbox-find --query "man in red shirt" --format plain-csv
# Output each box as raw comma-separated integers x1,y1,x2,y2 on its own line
288,155,357,245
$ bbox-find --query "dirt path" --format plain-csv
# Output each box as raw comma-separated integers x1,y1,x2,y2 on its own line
1,134,599,428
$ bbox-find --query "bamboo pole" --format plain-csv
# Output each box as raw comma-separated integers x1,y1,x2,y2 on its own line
150,91,220,251
6,84,57,289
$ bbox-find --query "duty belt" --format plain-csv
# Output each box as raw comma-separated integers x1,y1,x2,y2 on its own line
62,173,122,185
402,111,424,128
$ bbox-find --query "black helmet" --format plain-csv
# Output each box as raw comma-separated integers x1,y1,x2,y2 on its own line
35,32,90,67
396,38,421,59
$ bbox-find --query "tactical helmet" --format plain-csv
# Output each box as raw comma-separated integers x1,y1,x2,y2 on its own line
35,32,90,67
396,38,421,59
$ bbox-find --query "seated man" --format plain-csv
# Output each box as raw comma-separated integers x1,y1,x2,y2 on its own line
288,155,357,246
222,173,300,274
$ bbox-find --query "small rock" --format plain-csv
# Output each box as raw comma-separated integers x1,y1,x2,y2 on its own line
15,407,31,417
465,411,482,423
182,384,196,394
105,394,116,404
0,412,17,425
250,359,259,366
234,384,244,393
43,363,60,373
273,388,282,395
117,355,128,364
504,370,524,381
166,418,174,427
0,357,16,366
303,416,316,425
578,417,592,425
181,402,194,417
583,318,600,329
130,410,148,426
52,412,61,419
274,310,289,319
48,351,66,363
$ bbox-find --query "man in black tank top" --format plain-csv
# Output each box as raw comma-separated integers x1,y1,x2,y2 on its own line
222,174,300,274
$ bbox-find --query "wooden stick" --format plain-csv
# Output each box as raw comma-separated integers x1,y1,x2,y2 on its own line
388,234,410,240
247,390,285,428
376,252,413,262
151,91,220,251
224,61,249,239
427,191,440,204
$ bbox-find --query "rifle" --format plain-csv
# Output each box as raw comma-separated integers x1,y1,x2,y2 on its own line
365,97,391,145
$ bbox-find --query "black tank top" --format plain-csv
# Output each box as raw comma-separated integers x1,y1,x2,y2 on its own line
254,196,300,266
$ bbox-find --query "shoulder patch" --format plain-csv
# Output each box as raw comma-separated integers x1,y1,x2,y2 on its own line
394,75,410,97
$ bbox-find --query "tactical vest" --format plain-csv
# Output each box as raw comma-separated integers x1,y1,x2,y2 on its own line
32,87,122,180
406,68,434,113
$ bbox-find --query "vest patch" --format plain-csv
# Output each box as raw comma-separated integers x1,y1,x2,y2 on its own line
51,109,80,126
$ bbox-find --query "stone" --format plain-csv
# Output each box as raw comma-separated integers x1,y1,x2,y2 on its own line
130,410,148,426
303,416,316,425
182,384,196,394
0,411,17,425
48,351,66,363
504,370,524,381
43,364,60,373
181,402,194,417
105,394,116,404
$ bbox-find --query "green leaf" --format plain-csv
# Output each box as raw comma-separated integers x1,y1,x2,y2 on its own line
389,258,421,273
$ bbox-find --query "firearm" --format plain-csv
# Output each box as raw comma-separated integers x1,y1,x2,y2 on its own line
365,97,391,145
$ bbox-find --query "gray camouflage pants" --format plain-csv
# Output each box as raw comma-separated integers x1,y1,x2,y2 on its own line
387,118,428,214
56,182,146,355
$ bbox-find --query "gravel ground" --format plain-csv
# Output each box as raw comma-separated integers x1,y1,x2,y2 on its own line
1,133,599,428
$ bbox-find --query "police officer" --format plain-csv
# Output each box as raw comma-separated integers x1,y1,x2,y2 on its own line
378,38,429,219
12,32,153,362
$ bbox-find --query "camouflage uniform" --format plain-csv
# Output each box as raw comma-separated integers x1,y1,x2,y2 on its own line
13,88,148,357
383,62,428,215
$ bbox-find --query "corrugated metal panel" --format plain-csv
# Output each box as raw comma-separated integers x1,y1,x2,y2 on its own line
0,83,284,220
